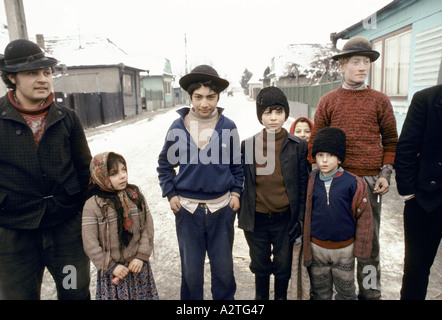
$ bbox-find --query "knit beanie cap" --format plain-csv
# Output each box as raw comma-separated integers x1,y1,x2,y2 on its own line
312,127,346,162
256,86,289,123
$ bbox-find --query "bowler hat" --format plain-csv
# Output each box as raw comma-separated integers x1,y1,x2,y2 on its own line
0,39,58,73
332,36,379,62
179,65,229,92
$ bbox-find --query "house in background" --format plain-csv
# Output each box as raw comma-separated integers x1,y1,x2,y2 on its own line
247,73,262,100
331,0,442,132
268,43,339,87
173,83,189,106
140,56,175,110
45,35,146,123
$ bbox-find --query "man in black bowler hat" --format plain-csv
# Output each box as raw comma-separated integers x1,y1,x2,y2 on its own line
0,39,92,299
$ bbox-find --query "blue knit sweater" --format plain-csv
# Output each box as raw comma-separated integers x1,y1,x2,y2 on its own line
157,107,243,201
311,170,357,243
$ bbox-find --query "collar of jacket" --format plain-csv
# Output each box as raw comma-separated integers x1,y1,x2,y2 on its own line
243,131,302,177
176,106,224,119
0,97,66,129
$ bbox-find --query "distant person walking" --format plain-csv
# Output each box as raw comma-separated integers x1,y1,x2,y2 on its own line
395,84,442,300
0,39,92,299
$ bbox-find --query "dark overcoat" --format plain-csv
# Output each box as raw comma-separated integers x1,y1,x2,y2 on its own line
238,131,309,240
395,84,442,213
0,94,92,229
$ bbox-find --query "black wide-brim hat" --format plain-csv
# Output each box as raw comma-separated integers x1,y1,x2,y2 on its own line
332,36,380,62
179,64,229,92
0,39,58,73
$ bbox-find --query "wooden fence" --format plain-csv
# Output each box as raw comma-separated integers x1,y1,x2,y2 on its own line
144,89,163,111
55,92,123,129
280,80,341,119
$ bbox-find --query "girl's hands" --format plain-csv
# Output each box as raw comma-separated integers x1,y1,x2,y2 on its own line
111,259,144,284
128,258,144,274
112,264,129,280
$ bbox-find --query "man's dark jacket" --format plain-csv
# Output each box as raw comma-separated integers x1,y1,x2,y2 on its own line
395,84,442,213
0,94,92,229
238,131,309,241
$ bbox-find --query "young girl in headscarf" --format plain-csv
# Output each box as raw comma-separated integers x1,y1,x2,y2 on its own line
82,152,158,300
289,116,314,142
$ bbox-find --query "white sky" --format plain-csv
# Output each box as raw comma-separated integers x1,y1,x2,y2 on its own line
0,0,393,84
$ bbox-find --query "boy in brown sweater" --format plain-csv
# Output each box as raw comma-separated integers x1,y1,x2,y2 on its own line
239,86,309,299
308,36,398,300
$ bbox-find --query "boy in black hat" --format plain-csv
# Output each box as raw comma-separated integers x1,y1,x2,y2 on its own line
0,39,92,299
303,127,373,300
238,86,309,299
157,65,242,300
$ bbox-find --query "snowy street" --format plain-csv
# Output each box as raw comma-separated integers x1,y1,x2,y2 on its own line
41,90,441,300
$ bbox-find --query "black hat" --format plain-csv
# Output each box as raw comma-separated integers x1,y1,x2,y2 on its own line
312,127,346,162
179,65,229,92
256,86,289,123
0,39,58,73
332,36,379,62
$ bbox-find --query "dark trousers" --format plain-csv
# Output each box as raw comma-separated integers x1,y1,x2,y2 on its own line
175,204,237,300
400,199,442,300
244,210,292,280
0,213,90,300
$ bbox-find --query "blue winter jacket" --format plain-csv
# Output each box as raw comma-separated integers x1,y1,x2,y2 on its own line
157,107,243,201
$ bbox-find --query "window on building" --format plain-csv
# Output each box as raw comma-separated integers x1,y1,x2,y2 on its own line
164,80,171,95
371,27,411,96
123,74,133,94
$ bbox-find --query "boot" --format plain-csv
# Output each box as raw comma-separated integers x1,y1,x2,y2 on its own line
274,277,289,300
254,275,270,300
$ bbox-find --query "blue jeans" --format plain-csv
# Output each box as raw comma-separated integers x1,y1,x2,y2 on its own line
0,214,90,300
175,204,236,300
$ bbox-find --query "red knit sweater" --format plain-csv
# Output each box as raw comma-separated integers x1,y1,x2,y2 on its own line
309,86,398,176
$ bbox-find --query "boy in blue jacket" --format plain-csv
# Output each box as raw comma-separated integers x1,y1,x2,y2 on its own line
303,127,373,300
157,65,243,300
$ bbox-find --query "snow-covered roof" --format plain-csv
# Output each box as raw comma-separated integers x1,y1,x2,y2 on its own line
39,35,148,71
270,43,339,80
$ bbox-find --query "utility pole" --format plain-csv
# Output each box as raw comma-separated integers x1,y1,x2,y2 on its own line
4,0,28,40
184,33,188,74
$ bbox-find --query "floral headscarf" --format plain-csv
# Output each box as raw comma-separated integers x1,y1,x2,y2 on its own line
90,152,138,234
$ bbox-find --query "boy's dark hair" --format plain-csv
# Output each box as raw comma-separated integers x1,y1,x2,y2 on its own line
187,80,222,98
1,72,16,89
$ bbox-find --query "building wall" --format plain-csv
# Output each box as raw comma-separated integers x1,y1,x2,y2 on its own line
54,67,121,93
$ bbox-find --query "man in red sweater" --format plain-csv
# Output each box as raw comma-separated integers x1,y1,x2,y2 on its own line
308,36,398,300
